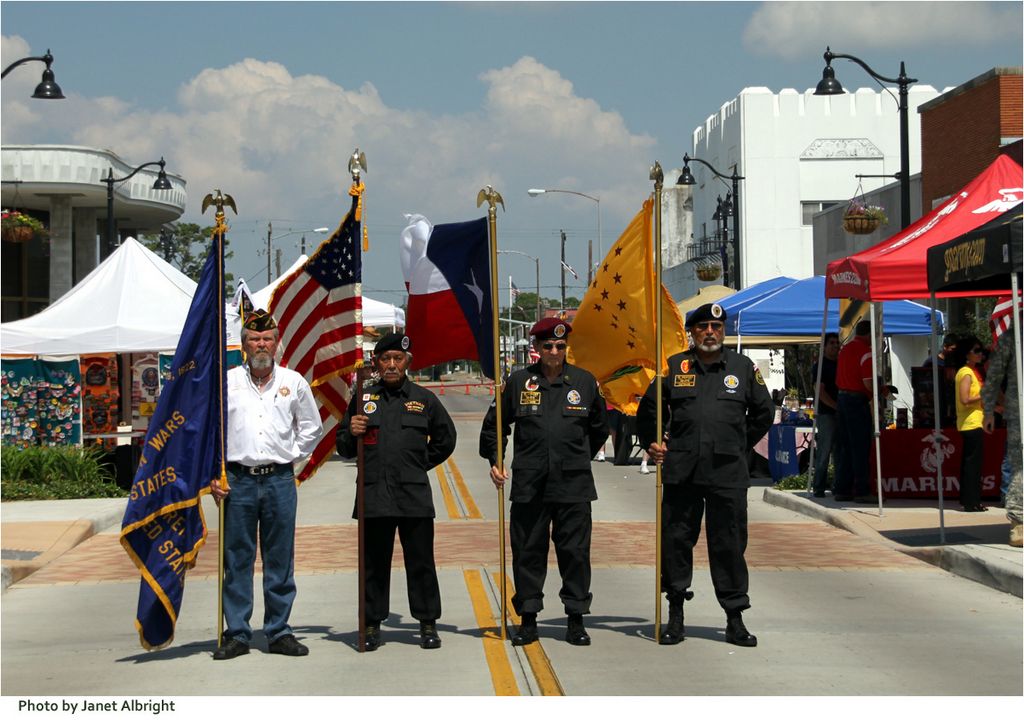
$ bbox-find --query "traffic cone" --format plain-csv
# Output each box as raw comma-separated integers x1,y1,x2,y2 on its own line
439,381,445,395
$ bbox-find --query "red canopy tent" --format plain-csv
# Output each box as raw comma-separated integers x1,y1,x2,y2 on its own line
826,154,1023,301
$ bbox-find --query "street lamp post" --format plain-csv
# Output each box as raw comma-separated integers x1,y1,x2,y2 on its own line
104,157,173,256
815,47,917,230
498,249,541,322
527,188,601,284
1,49,64,98
677,155,745,289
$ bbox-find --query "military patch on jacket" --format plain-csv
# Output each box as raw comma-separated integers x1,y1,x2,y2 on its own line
724,374,739,393
520,390,541,405
524,377,539,392
674,374,696,387
680,359,690,373
363,401,377,414
404,400,425,413
754,367,765,385
278,386,290,397
566,389,581,405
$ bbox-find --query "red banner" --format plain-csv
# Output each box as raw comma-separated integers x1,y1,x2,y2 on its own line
869,428,1006,498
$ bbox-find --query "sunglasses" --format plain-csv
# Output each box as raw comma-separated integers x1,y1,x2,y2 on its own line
541,342,567,351
691,321,724,331
970,346,983,353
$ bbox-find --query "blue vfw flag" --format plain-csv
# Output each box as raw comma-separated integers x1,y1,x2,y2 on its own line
120,231,227,650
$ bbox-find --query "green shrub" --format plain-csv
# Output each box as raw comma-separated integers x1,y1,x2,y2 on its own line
1,445,124,500
775,473,811,490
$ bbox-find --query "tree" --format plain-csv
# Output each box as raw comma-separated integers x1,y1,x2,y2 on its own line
141,223,234,292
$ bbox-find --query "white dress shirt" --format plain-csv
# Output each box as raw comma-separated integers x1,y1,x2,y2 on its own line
226,364,323,466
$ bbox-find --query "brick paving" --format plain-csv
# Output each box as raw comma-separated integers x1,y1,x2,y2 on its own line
18,518,927,586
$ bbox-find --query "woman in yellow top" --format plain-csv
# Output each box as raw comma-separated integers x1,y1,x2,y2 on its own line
954,335,987,512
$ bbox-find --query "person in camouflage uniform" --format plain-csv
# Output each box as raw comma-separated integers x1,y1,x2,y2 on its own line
982,326,1021,548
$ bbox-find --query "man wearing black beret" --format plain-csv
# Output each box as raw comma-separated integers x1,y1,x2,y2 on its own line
480,317,609,647
336,331,456,651
637,302,773,647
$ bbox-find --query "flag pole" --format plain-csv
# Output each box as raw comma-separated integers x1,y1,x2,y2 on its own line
477,185,507,640
348,149,369,653
202,191,234,649
650,162,665,643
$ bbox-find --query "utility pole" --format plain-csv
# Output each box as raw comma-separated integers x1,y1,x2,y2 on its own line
266,220,273,284
560,229,567,312
275,248,282,280
301,234,306,255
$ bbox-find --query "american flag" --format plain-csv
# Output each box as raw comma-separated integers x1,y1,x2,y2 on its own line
990,293,1021,344
269,188,363,482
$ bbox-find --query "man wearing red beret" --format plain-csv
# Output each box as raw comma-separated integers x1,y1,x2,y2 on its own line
480,318,609,647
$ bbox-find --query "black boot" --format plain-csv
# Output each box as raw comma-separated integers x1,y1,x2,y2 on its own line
512,612,538,646
565,613,591,646
725,611,757,647
659,602,685,645
363,622,381,652
419,621,441,650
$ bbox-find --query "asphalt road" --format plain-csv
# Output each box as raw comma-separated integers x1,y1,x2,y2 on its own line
2,392,1021,714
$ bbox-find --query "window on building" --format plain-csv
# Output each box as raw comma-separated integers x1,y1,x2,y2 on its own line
801,201,841,226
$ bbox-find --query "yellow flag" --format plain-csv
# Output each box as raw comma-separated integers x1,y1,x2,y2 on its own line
567,198,687,414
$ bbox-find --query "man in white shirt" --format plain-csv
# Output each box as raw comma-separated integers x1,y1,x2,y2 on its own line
211,309,323,660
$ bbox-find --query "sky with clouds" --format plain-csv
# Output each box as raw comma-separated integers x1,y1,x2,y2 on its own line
2,1,1021,305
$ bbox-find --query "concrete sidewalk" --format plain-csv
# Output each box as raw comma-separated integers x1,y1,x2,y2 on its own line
3,487,1021,597
763,488,1023,597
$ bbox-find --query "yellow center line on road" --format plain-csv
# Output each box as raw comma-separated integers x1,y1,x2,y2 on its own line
447,458,482,519
435,466,461,520
463,569,519,696
492,571,565,697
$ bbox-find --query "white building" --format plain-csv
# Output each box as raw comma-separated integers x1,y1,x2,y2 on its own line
665,84,944,302
1,145,187,320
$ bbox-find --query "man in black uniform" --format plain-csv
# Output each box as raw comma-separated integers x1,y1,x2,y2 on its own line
637,303,773,647
480,318,608,647
337,332,457,651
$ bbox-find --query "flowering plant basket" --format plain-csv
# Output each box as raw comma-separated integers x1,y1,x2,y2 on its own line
2,210,48,243
842,200,887,235
693,254,723,282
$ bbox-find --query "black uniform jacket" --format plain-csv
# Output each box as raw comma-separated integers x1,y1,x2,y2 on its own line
337,378,456,518
636,348,773,489
479,361,609,503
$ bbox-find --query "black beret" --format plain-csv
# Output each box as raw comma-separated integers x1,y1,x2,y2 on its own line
242,308,278,332
530,317,572,340
686,302,726,328
375,331,411,354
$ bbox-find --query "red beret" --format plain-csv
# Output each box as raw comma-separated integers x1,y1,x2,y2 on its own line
530,317,572,340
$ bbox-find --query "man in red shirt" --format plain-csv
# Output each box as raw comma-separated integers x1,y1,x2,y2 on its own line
834,320,877,502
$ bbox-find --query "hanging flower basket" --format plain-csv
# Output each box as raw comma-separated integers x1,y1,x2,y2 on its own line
693,254,723,282
1,210,48,243
842,198,887,236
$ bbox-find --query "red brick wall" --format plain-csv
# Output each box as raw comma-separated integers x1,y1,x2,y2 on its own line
921,72,1022,210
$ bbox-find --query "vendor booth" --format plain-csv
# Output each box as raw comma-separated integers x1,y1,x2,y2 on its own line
823,153,1023,516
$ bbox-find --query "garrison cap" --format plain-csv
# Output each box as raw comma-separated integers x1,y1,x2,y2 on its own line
374,331,411,354
686,302,726,328
242,308,278,332
530,317,572,340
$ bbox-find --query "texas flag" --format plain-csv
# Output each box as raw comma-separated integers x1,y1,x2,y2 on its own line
400,214,495,378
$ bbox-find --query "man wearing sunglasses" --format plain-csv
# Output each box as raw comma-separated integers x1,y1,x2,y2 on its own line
480,317,609,647
637,302,773,648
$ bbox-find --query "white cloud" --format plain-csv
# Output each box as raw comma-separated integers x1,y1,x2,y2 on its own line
744,1,1022,60
2,41,655,292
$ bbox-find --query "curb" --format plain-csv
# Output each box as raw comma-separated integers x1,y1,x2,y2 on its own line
762,488,1023,598
1,508,124,592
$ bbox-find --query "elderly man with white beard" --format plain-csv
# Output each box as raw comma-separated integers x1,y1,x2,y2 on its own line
210,309,323,660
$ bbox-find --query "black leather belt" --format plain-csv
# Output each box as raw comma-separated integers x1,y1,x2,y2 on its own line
227,461,292,477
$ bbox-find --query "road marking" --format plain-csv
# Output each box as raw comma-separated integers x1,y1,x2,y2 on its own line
435,466,461,520
493,571,565,696
463,569,519,696
447,458,482,519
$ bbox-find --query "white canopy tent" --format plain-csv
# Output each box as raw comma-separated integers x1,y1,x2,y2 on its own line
0,237,244,355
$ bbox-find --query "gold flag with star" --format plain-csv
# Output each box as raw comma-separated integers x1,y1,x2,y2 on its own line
567,198,687,415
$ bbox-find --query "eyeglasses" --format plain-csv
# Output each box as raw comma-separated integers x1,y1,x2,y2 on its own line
541,342,567,351
691,321,724,332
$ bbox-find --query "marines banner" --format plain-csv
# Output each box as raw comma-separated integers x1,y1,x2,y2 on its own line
119,232,227,650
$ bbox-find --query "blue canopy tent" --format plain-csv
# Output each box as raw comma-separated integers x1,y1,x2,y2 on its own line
686,276,796,335
734,276,943,337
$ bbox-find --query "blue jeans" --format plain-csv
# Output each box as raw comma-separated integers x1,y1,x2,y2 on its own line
836,393,872,497
813,413,839,492
222,465,298,644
